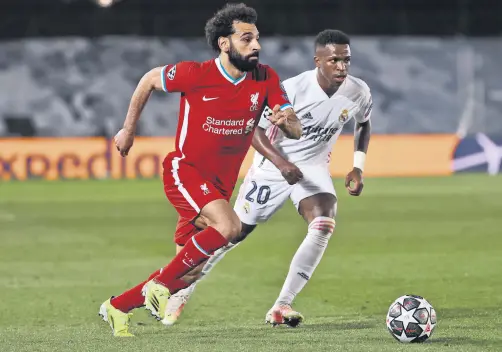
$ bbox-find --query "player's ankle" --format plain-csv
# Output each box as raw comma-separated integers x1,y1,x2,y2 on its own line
275,300,293,307
152,278,167,287
110,297,131,313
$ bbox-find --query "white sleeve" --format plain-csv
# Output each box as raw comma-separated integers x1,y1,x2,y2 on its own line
354,89,373,123
258,105,273,129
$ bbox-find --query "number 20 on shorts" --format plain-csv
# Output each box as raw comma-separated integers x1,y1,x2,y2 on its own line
245,181,271,205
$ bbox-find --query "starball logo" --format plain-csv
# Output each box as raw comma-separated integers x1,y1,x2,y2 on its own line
453,133,502,175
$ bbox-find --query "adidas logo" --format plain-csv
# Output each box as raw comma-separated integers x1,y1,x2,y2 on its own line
302,112,313,120
150,295,160,311
297,272,310,280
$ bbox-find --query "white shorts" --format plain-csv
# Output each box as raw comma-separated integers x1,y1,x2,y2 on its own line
234,164,336,225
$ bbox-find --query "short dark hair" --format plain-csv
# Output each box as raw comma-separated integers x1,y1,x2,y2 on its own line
205,3,258,53
315,29,350,48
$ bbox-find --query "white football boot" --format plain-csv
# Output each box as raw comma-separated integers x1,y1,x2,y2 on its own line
265,304,304,327
161,285,195,326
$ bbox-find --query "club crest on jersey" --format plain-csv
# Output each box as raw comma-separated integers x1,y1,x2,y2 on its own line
200,183,210,195
250,92,259,111
339,109,349,123
244,118,255,135
167,65,176,80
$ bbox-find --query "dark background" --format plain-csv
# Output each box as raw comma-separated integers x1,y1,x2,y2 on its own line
1,0,500,39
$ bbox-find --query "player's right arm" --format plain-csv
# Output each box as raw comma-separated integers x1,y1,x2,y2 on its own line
252,127,303,185
115,62,197,156
121,67,164,133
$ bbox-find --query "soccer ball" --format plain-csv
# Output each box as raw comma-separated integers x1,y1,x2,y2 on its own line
386,295,437,343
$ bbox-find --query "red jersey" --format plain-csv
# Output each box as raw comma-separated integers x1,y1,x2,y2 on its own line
161,58,291,195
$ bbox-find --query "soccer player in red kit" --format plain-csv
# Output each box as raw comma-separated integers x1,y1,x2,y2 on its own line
98,3,302,337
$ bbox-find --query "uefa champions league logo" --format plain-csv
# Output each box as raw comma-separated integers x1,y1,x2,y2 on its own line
167,65,176,80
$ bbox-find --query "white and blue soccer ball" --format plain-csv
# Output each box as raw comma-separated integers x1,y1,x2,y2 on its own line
386,295,437,343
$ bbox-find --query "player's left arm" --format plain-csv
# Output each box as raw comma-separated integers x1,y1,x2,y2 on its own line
345,91,373,196
266,68,302,139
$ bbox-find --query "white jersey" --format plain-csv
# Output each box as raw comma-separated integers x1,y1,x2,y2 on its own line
254,69,373,170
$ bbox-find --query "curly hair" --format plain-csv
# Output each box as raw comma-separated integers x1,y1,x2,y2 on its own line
205,3,258,52
315,29,350,48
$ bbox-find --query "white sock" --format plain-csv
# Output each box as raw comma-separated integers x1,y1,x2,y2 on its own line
171,281,196,300
169,243,239,300
275,216,335,306
201,242,239,277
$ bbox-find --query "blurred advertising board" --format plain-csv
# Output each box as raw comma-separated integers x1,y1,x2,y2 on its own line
0,135,458,181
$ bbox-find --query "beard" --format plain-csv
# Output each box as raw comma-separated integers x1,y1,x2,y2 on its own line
228,41,259,72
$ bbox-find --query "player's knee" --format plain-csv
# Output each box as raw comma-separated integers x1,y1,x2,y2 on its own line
202,199,241,240
307,216,336,246
320,199,337,218
213,213,242,241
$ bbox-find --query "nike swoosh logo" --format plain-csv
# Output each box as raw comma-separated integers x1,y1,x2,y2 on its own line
203,96,219,101
182,259,194,268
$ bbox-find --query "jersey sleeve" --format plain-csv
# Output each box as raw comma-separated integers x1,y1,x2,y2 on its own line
266,67,292,111
258,105,273,129
160,61,198,93
354,88,373,123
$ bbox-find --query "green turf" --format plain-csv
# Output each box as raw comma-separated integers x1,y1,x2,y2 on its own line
1,175,501,351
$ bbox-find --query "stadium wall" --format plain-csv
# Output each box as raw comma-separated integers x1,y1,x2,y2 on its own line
0,135,458,181
1,36,502,137
2,36,500,178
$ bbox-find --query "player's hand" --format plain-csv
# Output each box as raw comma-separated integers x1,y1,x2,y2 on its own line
114,128,135,157
268,104,288,127
345,167,364,196
267,105,302,140
277,160,303,185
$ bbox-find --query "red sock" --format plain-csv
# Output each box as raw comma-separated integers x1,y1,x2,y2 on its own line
154,227,228,290
110,269,160,313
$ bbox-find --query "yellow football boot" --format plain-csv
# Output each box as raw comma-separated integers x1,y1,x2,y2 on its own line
143,280,171,320
98,298,134,337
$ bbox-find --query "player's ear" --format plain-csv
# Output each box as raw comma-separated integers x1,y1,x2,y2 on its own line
218,36,230,53
314,55,321,68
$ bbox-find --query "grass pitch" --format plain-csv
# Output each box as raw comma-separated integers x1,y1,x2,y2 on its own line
0,175,501,351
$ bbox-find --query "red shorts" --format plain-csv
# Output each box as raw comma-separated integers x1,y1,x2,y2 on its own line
163,158,231,245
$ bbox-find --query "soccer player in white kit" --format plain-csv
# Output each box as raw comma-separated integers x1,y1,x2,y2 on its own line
162,29,373,327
